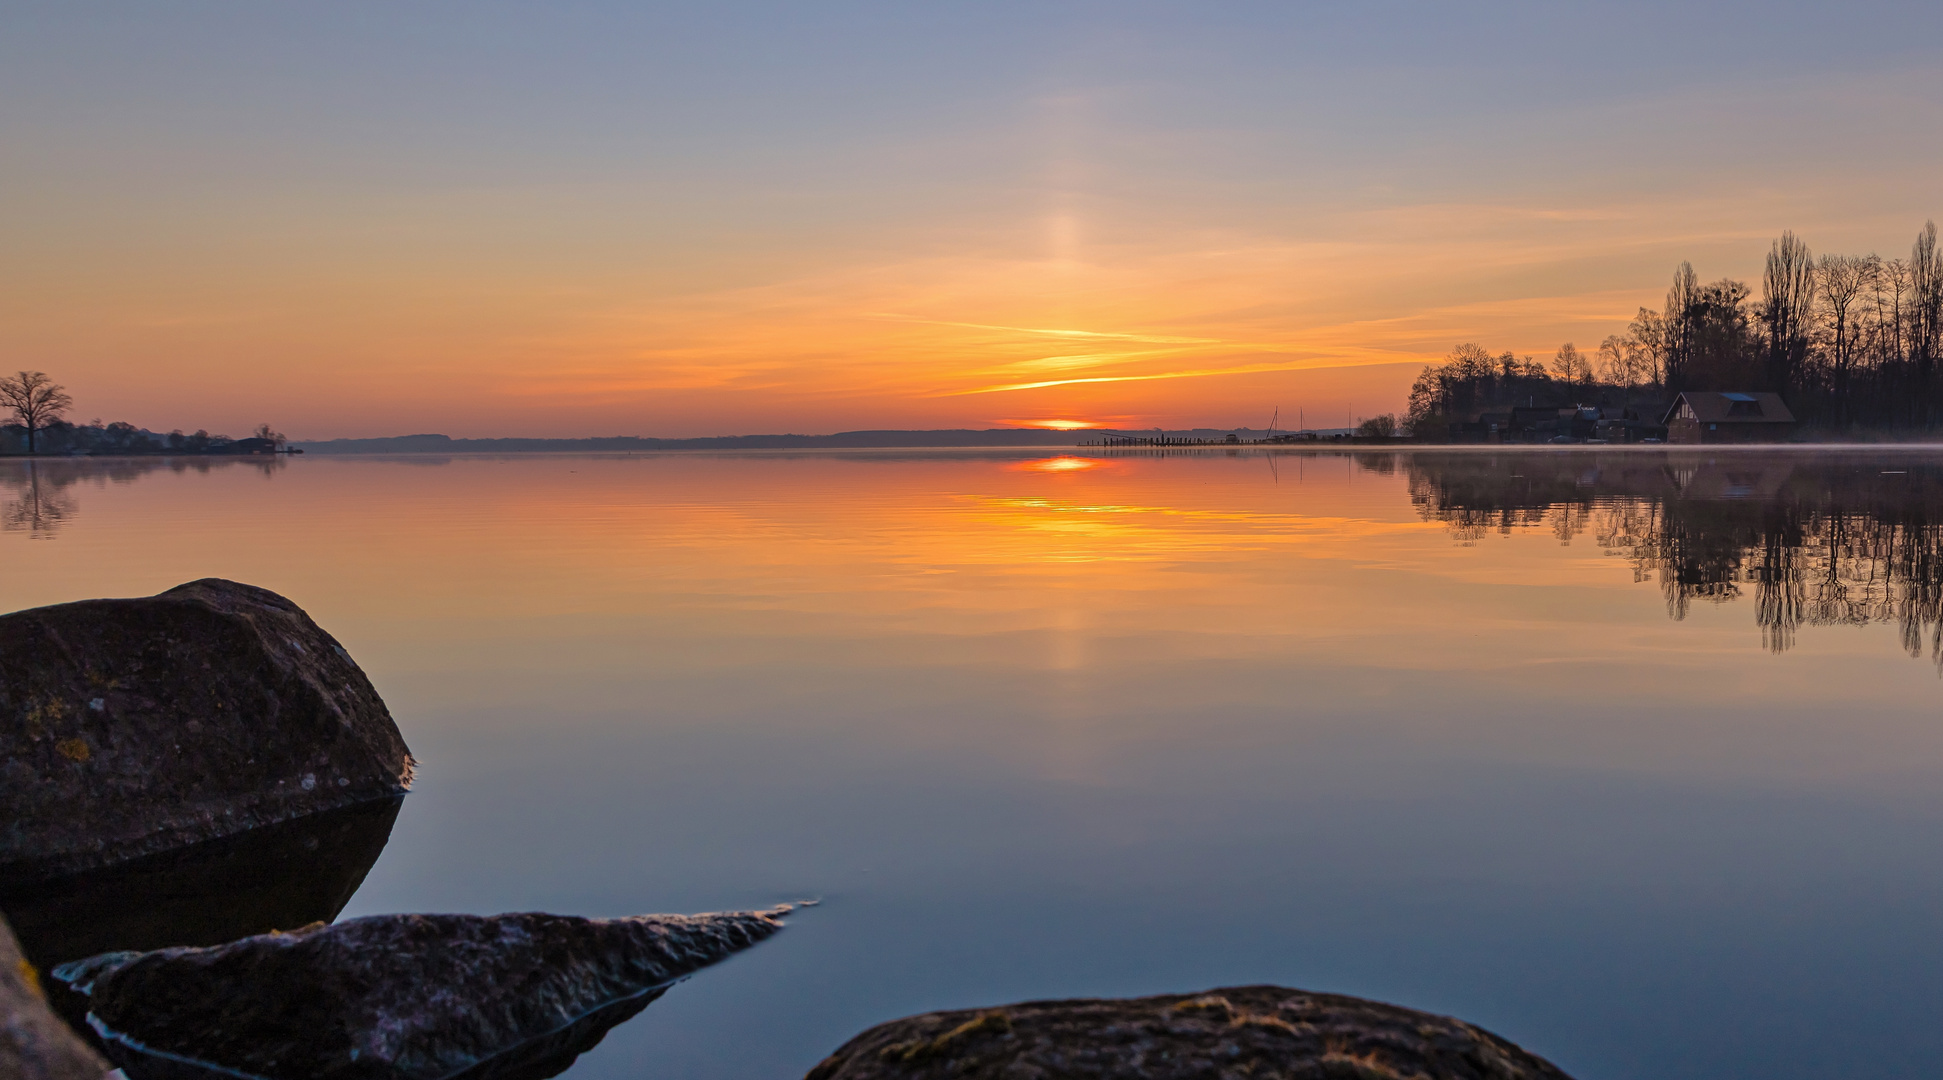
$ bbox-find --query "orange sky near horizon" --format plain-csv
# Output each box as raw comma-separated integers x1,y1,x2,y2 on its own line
4,5,1941,440
12,189,1897,440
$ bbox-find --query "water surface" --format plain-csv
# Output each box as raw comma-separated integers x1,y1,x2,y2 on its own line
6,448,1943,1079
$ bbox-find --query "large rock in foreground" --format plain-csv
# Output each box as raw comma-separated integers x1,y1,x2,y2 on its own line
1,916,108,1080
0,579,413,883
56,907,791,1080
806,985,1574,1080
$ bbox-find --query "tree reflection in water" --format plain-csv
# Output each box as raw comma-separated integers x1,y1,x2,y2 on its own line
1,461,75,537
1396,451,1943,665
0,456,286,538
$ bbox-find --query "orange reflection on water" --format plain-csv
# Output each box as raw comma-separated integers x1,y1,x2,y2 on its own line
1016,456,1103,473
5,451,1943,788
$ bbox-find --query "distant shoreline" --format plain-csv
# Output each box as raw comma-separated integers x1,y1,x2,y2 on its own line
288,428,1382,453
291,429,1078,453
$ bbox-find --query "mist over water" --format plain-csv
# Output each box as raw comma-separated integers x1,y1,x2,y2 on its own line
7,448,1943,1080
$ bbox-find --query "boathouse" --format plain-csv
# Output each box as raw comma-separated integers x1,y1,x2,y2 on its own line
1662,392,1796,444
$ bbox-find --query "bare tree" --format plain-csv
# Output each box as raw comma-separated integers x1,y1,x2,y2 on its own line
1551,342,1592,387
1663,262,1700,393
1598,333,1648,399
0,371,74,455
1761,231,1816,395
1877,257,1911,367
1628,307,1668,389
253,423,288,451
1914,221,1943,420
1818,254,1867,423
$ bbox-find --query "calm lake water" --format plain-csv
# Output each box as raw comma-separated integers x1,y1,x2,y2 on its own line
8,448,1943,1079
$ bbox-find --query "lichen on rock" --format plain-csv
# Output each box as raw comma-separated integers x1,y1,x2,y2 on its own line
0,579,414,883
806,985,1576,1080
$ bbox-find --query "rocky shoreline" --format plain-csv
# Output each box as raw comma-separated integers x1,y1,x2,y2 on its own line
2,581,1577,1080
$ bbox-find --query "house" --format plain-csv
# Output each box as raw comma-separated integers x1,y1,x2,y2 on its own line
1662,392,1797,444
1589,405,1667,443
1503,405,1605,442
1506,406,1563,441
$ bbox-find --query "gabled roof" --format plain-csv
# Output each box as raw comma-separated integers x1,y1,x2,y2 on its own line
1663,391,1796,425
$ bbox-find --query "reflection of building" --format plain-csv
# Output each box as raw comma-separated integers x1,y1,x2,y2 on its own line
1663,392,1796,444
1399,450,1943,666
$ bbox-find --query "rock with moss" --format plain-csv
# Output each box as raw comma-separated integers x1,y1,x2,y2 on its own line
55,907,790,1080
805,985,1575,1080
1,915,109,1080
0,579,414,884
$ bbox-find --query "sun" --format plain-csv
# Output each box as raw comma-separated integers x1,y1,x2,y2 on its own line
1008,419,1099,431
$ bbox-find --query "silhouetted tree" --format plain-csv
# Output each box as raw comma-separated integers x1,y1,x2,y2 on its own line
1628,307,1669,388
1598,334,1650,399
1406,343,1560,431
1913,221,1943,424
1687,278,1759,388
181,429,230,453
1816,254,1867,424
1410,220,1943,436
1550,342,1592,388
1875,257,1911,371
1760,231,1816,396
0,371,73,454
1663,262,1700,393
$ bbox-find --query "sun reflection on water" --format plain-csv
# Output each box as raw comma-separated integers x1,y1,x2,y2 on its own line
1016,456,1102,473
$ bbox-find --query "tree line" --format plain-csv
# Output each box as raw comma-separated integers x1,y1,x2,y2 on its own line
0,370,286,455
1407,220,1943,434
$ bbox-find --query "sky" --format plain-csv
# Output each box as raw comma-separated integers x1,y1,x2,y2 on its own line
3,1,1942,439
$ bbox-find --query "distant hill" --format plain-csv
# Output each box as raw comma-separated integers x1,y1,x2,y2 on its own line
291,428,1318,453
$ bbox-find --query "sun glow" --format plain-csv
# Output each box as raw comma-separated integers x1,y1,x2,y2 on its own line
1011,419,1099,430
1017,457,1102,473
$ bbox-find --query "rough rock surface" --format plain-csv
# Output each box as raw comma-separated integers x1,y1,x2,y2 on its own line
56,907,791,1080
1,916,109,1080
2,796,401,1051
805,985,1575,1080
0,579,414,883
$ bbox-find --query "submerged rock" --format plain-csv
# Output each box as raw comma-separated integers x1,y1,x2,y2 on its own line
1,916,109,1080
0,578,413,883
806,985,1575,1080
1,796,402,1050
56,907,791,1080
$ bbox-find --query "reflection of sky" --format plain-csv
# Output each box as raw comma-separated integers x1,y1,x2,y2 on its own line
6,3,1943,437
8,452,1943,1079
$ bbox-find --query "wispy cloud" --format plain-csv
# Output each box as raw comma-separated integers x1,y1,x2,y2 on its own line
867,314,1222,345
949,359,1352,396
